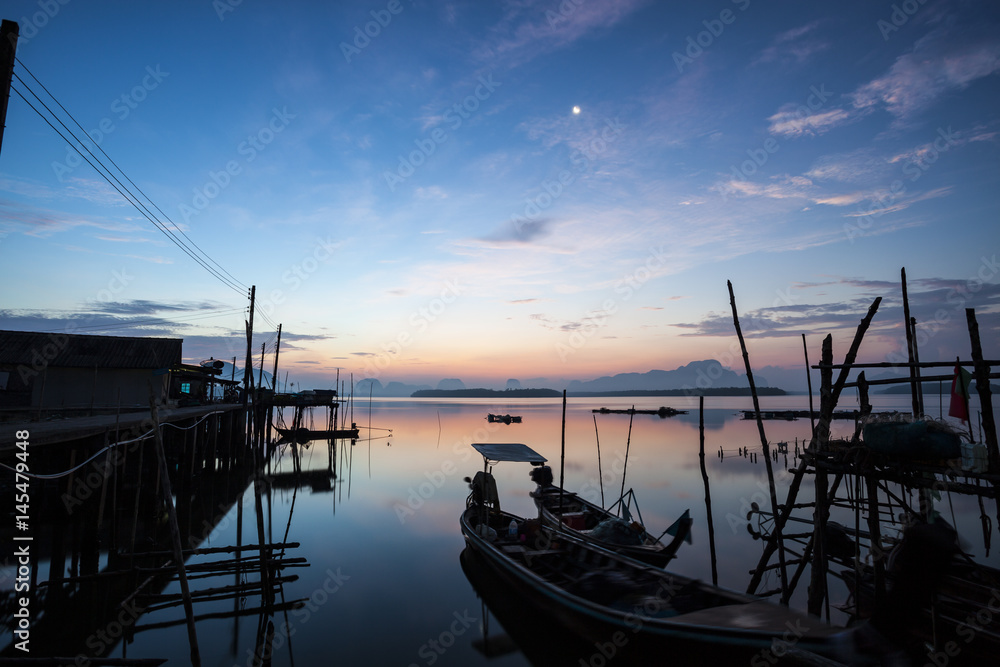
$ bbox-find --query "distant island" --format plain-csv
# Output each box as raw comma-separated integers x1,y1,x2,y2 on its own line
568,387,787,397
411,386,786,398
411,388,562,398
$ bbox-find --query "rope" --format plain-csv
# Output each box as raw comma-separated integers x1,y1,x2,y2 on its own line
1,411,224,479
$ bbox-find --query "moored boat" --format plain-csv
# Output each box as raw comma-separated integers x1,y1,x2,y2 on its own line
459,442,850,663
529,464,692,567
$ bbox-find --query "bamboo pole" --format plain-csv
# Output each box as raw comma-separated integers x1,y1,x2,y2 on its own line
698,395,718,586
803,334,816,437
901,268,921,418
559,390,567,517
966,309,999,470
808,336,833,618
728,281,787,600
911,317,925,417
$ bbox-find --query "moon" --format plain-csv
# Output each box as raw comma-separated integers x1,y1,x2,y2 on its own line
572,105,581,115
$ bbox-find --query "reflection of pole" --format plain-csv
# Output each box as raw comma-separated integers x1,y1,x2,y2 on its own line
593,415,604,508
559,390,566,519
619,406,634,513
698,396,718,586
148,392,201,666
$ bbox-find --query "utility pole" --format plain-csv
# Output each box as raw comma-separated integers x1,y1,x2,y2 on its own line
271,324,282,390
0,20,19,158
242,285,255,408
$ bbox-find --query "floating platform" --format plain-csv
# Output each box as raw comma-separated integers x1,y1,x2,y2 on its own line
593,406,688,417
275,426,359,442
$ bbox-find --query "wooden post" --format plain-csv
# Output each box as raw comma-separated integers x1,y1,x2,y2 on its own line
148,394,201,666
808,335,833,617
698,395,718,586
271,324,282,390
911,317,925,417
901,268,921,418
559,390,567,517
966,309,999,471
802,334,816,437
0,20,19,157
728,281,787,600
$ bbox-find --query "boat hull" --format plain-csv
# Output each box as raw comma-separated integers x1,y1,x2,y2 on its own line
459,505,845,663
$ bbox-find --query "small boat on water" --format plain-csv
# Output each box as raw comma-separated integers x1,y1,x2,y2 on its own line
275,425,360,442
459,443,849,663
530,464,692,567
487,413,521,424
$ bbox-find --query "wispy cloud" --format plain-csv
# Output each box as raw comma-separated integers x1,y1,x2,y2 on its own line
475,0,650,69
768,108,852,137
850,24,1000,125
754,20,828,66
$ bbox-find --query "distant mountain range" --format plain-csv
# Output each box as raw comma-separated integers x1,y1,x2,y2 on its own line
352,360,773,397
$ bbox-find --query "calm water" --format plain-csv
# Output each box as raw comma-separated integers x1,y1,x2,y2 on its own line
70,394,1000,664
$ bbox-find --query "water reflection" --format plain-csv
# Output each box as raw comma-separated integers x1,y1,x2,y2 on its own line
5,394,997,665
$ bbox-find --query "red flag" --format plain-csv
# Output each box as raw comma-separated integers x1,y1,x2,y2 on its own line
949,364,972,422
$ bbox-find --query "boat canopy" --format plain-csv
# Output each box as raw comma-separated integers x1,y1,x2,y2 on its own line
471,442,546,464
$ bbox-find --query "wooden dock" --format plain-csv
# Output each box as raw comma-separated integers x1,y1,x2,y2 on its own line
0,403,244,451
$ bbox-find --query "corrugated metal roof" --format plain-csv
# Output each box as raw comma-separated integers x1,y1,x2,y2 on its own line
0,330,182,369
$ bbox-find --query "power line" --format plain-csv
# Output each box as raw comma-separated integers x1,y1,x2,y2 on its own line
10,74,246,296
14,57,249,292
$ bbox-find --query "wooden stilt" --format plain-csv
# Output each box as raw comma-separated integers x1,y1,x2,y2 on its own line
698,395,718,586
728,280,787,601
148,394,201,666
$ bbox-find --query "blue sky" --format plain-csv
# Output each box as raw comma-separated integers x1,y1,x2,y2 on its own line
2,0,998,390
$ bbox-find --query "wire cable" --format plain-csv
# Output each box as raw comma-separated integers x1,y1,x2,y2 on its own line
14,58,249,292
10,78,245,296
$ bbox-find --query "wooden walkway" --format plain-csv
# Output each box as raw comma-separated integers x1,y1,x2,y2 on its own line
0,403,244,452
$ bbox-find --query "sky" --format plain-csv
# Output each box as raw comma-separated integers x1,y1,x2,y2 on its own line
1,0,999,392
